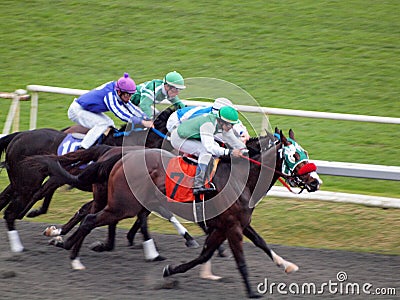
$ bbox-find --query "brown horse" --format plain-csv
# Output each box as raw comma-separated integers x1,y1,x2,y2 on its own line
0,107,175,252
32,145,199,254
33,129,321,298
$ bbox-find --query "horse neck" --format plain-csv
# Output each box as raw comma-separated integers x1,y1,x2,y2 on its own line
102,110,170,148
244,142,282,201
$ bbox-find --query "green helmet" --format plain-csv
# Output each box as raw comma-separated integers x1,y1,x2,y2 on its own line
164,71,186,89
218,106,239,124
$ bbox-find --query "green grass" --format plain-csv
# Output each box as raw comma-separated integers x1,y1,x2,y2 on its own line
0,0,399,254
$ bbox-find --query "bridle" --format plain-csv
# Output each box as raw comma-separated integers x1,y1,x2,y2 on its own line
240,139,317,194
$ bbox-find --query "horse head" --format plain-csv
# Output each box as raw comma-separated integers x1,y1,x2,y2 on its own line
276,128,322,193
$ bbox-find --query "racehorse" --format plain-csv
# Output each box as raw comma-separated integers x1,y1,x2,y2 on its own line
31,145,199,255
31,128,322,297
0,107,176,252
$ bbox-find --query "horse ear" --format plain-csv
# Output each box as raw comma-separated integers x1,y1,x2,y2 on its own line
289,129,295,140
265,129,274,140
280,130,289,145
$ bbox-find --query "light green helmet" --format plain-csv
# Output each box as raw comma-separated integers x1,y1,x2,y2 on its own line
164,71,186,89
218,106,239,124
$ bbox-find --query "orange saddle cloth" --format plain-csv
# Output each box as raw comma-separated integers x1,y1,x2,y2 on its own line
166,156,197,203
166,156,217,203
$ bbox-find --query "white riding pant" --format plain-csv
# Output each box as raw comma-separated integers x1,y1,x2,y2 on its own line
166,111,180,133
68,100,115,149
170,129,212,165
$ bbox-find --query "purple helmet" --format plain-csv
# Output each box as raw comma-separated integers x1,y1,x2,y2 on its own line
115,73,136,93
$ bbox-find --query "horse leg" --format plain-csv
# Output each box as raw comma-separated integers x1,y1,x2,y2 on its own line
44,200,94,248
63,213,98,270
227,225,261,299
0,184,13,211
163,229,225,278
243,225,298,274
4,200,24,252
60,200,93,235
20,187,56,219
89,222,117,252
70,235,87,270
169,215,199,248
154,204,199,249
198,221,227,256
26,185,58,218
126,217,141,246
137,209,166,262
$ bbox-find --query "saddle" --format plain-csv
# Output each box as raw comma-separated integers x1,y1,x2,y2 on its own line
57,128,112,155
165,156,218,203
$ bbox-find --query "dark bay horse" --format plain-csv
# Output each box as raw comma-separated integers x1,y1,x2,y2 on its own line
0,107,175,252
33,129,321,297
32,145,199,255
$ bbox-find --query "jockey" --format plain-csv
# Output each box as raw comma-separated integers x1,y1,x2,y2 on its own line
68,73,153,149
170,106,247,195
166,97,251,143
130,71,186,119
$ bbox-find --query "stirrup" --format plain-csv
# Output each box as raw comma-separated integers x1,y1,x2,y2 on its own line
193,186,216,195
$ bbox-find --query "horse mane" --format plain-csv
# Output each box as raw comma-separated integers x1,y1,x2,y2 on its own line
154,106,177,132
245,132,278,158
111,106,177,136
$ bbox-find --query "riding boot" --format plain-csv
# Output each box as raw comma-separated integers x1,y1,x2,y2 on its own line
193,163,215,195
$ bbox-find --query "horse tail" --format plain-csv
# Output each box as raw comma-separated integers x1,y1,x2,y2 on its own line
0,131,22,160
21,146,122,190
57,145,114,169
76,152,123,184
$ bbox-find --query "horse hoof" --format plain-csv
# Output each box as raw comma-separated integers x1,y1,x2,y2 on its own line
26,210,41,218
147,255,166,262
159,279,179,289
163,265,172,277
284,262,299,274
200,273,222,281
248,292,262,298
43,226,61,237
217,249,231,258
185,239,200,248
89,241,111,252
48,236,64,247
71,258,86,270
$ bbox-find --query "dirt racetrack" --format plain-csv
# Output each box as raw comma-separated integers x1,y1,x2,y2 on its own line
0,221,398,299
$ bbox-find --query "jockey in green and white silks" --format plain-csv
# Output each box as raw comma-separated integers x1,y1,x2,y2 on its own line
170,106,247,195
130,71,186,119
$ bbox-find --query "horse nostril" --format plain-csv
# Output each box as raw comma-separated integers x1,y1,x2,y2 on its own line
309,179,320,191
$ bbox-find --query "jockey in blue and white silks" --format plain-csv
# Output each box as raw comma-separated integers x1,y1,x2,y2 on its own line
68,73,153,149
166,97,250,143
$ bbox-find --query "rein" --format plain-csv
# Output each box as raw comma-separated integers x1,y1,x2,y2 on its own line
113,127,145,137
239,154,302,194
113,126,168,140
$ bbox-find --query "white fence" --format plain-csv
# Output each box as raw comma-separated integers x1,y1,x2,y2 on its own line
0,90,31,135
1,85,399,207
